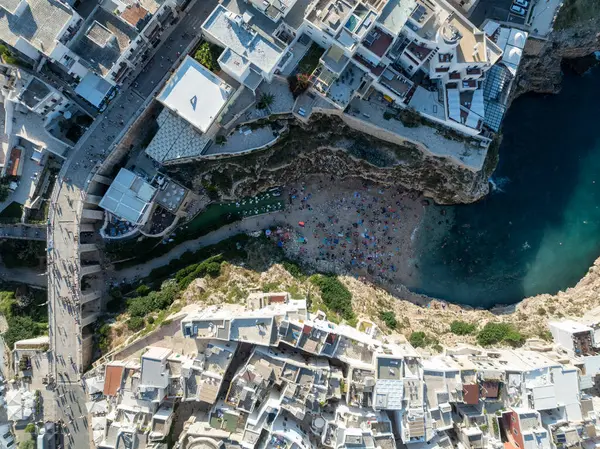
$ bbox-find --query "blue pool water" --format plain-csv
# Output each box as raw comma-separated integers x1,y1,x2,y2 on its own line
346,15,359,32
414,65,600,308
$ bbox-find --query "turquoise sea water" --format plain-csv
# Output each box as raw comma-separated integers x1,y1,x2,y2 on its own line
415,65,600,308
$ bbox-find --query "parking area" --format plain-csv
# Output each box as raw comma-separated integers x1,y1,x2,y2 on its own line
469,0,531,27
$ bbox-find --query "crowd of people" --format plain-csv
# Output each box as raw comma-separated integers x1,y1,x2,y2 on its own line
273,178,423,285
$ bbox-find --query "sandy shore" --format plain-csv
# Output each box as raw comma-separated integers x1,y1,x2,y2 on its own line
266,176,426,289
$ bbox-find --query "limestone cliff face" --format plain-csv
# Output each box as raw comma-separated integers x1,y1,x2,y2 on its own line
513,20,600,100
168,115,496,205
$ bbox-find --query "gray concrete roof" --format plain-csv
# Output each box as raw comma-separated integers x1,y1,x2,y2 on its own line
203,4,284,75
0,0,74,55
71,6,137,75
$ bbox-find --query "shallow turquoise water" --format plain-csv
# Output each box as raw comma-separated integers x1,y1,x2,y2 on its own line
415,65,600,307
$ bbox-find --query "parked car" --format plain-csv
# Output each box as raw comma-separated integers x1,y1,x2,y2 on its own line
510,4,526,15
513,0,529,7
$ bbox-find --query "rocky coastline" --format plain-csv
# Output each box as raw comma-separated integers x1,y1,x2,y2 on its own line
168,114,497,205
512,18,600,101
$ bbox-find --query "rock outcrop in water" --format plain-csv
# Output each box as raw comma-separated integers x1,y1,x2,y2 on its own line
513,19,600,100
168,115,497,205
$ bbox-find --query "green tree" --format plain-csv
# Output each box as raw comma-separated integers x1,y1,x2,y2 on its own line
450,320,476,335
257,93,275,110
24,423,36,434
127,317,145,332
311,275,354,320
0,183,9,202
409,331,438,348
379,311,397,330
19,440,35,449
135,285,151,297
477,322,524,347
194,42,220,72
4,315,41,349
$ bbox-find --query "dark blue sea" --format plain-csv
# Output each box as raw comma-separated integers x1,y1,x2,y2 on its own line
415,64,600,308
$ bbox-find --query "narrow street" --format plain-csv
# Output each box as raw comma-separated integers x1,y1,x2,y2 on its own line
46,1,219,447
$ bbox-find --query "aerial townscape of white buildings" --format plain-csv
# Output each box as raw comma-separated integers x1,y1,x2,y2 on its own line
0,0,534,235
90,0,531,237
74,291,600,449
0,0,572,447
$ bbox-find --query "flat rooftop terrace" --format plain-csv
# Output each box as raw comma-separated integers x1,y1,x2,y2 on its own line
71,6,138,75
0,0,74,55
203,4,284,75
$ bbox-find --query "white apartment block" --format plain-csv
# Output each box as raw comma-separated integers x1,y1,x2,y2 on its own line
88,296,600,449
0,0,181,109
199,0,523,147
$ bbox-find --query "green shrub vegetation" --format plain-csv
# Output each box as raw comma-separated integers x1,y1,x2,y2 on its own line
97,324,111,354
282,260,304,279
311,275,354,321
145,234,248,279
135,285,151,297
24,423,36,434
19,440,35,449
127,281,179,317
450,320,477,335
409,331,438,348
4,316,43,349
0,44,18,65
0,288,48,349
127,317,145,332
0,240,44,268
379,311,397,330
477,322,524,347
174,256,222,289
194,42,222,72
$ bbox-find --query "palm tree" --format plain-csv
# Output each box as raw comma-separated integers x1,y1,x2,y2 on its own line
257,93,275,110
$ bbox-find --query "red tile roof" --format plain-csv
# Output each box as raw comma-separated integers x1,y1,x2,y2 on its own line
269,295,286,304
482,381,499,398
103,365,124,396
7,148,21,177
120,4,149,28
463,383,479,405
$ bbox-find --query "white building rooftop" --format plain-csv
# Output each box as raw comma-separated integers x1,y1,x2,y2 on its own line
550,320,593,334
157,56,234,133
98,168,156,224
0,0,75,57
202,5,284,75
377,0,416,35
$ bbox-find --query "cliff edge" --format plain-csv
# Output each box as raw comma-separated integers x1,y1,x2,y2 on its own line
513,8,600,100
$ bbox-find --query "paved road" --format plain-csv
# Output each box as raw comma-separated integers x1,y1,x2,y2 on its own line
0,266,46,287
46,1,218,448
115,211,287,283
